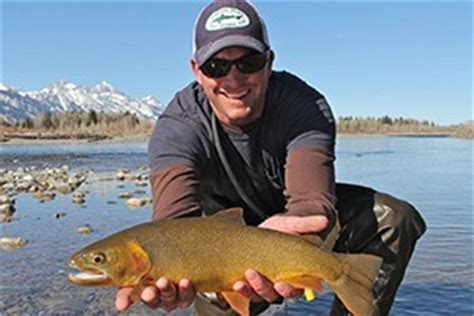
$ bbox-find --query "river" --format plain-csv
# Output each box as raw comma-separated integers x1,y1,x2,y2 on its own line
0,136,472,315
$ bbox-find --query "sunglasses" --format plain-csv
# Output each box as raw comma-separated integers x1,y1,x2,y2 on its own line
200,52,268,78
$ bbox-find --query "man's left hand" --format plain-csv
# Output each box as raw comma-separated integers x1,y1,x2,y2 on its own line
259,214,329,235
233,214,329,303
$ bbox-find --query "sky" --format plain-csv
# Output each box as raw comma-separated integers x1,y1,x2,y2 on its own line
1,0,472,125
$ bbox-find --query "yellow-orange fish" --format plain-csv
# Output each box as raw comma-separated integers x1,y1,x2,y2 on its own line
68,208,381,315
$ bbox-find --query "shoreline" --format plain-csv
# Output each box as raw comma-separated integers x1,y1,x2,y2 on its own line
1,132,468,146
0,133,470,146
0,134,151,146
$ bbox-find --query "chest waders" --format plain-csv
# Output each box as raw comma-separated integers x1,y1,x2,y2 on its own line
195,113,427,316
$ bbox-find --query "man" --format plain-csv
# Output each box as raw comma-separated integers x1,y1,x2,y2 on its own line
116,1,426,315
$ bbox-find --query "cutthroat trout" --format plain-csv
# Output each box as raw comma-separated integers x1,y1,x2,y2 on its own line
68,208,382,315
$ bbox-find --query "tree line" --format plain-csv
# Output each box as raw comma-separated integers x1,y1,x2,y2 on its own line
8,110,154,137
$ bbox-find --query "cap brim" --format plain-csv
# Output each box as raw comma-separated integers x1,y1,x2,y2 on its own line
194,34,267,66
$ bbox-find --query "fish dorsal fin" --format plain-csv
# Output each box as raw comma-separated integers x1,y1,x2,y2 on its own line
210,208,246,225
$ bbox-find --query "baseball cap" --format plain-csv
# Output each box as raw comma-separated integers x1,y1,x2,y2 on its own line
192,0,271,67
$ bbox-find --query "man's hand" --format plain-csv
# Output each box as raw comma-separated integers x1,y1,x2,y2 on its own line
233,214,329,303
115,277,195,312
259,214,329,235
233,269,303,303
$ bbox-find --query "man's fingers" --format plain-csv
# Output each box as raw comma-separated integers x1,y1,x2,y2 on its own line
177,279,195,309
115,287,134,311
274,282,304,298
156,277,177,302
141,286,160,306
244,269,280,302
233,280,261,302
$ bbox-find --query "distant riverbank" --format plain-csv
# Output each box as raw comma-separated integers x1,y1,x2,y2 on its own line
1,114,472,144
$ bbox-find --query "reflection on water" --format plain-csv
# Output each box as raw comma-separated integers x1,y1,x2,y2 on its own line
0,137,472,315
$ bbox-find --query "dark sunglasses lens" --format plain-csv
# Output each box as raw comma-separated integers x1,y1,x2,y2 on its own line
200,59,231,78
237,54,267,74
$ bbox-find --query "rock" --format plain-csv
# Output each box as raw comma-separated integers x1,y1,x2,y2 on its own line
72,192,85,199
116,169,130,181
0,204,16,217
0,195,14,205
0,237,28,250
16,181,33,192
32,191,55,201
56,183,73,194
118,192,133,199
135,180,148,187
72,197,86,205
136,173,149,181
0,214,15,223
77,224,92,235
22,174,34,182
54,212,66,219
126,198,148,207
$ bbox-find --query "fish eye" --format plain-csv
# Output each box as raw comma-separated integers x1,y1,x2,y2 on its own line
92,253,106,264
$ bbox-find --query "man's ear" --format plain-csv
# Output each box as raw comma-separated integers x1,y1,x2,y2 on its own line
267,50,275,70
190,59,202,85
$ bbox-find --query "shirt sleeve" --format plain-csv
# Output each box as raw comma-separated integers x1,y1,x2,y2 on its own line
147,92,207,221
284,147,336,216
150,164,202,221
275,73,337,234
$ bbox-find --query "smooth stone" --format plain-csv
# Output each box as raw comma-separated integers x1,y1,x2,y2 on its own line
0,204,16,216
126,198,148,207
56,183,73,194
32,191,56,201
0,195,14,205
72,197,86,204
118,192,133,199
54,212,66,219
0,214,15,223
135,180,148,187
72,192,85,199
77,224,92,235
0,237,28,250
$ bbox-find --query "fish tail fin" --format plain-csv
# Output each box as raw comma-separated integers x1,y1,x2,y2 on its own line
328,253,382,316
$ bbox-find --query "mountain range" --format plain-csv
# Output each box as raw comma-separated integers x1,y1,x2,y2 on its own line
0,81,165,122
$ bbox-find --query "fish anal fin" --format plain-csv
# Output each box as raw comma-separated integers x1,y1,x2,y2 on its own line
210,208,246,225
220,291,250,316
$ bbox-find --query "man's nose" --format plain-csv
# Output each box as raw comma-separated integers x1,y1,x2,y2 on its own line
222,64,246,88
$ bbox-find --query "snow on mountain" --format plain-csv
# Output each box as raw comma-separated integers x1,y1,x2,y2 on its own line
0,81,165,121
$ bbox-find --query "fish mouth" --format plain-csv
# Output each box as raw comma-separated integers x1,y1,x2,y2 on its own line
68,260,111,286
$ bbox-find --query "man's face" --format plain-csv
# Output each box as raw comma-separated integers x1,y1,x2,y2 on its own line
192,47,273,128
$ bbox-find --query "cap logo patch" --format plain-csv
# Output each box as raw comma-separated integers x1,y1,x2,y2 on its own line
205,7,250,31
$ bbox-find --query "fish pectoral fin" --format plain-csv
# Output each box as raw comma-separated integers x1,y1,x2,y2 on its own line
125,241,152,279
220,291,250,316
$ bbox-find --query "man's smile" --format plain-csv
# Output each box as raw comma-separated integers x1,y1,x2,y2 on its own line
220,89,250,100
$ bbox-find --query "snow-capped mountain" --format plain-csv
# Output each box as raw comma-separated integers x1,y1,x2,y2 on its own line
0,81,165,122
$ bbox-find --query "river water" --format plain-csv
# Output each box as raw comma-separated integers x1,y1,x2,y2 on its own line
0,136,472,315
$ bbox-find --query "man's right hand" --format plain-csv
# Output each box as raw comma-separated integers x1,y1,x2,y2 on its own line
115,277,196,312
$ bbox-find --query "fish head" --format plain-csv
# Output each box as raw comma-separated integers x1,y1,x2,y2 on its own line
68,239,151,288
